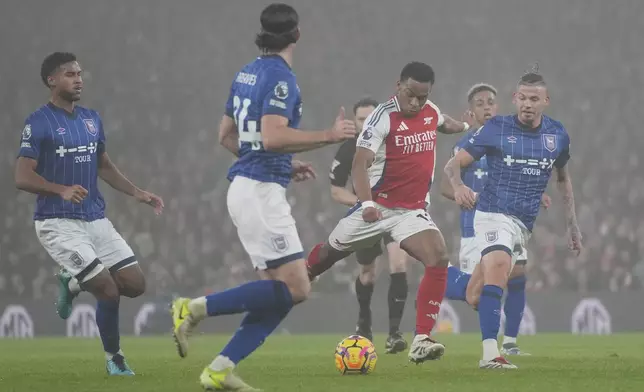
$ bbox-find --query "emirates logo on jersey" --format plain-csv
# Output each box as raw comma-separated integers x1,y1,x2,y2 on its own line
394,130,436,155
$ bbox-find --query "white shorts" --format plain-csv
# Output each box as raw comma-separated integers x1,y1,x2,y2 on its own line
328,201,439,252
473,211,531,270
459,236,528,274
227,176,304,270
35,218,136,283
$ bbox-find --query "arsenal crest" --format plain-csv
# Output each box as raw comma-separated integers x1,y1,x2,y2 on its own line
542,134,557,152
83,119,98,136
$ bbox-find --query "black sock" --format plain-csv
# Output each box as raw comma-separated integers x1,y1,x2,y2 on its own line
355,276,374,328
388,272,408,335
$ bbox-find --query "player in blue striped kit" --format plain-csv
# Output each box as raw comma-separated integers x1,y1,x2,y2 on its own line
170,4,356,390
444,72,582,369
15,52,164,375
441,83,551,356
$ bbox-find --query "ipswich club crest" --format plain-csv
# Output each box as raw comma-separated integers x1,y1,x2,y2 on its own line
83,119,98,136
271,235,289,253
485,230,498,243
542,134,557,152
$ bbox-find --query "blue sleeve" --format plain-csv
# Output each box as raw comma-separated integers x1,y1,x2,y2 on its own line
17,118,46,160
463,123,497,160
95,113,106,155
554,132,571,168
224,79,236,118
261,71,298,120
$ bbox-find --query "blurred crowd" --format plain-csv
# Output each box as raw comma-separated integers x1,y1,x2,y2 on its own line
1,0,642,299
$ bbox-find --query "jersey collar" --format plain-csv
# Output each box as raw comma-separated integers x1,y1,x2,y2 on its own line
259,54,292,70
47,102,77,119
513,114,542,132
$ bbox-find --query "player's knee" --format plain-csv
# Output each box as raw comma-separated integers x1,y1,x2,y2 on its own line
121,278,146,298
485,255,511,271
388,254,407,273
481,252,512,285
426,245,449,268
286,277,311,304
359,264,376,284
91,275,120,302
112,265,146,298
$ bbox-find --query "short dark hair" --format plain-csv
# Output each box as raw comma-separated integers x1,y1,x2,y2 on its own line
255,3,299,53
41,52,77,87
467,83,497,103
400,62,435,84
518,72,546,87
353,97,379,114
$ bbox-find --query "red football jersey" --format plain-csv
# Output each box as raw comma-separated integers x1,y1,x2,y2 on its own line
356,96,444,210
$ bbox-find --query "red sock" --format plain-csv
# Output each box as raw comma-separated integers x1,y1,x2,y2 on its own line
415,266,447,336
307,242,345,278
306,243,323,265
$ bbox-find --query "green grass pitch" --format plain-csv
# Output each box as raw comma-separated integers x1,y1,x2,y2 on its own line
1,333,643,391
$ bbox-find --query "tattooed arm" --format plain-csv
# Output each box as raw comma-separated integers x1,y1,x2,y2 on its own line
555,164,582,255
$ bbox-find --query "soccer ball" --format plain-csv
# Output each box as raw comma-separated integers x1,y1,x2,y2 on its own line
334,335,377,375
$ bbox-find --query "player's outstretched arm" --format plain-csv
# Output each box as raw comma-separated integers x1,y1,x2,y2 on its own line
437,114,469,134
218,115,240,157
444,149,477,209
98,153,164,214
14,157,81,199
554,164,582,255
261,107,356,153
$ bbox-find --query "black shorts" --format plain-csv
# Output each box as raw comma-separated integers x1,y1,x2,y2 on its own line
355,233,395,265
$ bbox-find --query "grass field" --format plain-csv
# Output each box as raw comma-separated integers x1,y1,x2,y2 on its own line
1,333,643,392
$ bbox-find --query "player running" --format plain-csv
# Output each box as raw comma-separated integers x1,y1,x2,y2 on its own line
170,4,356,391
441,83,552,356
15,52,164,375
307,61,470,364
330,97,410,353
444,72,582,369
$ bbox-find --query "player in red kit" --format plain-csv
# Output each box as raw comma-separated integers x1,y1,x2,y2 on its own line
307,62,469,363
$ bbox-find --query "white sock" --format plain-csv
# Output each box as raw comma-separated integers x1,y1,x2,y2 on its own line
503,336,517,345
482,339,500,361
68,278,81,294
209,355,235,372
188,297,208,321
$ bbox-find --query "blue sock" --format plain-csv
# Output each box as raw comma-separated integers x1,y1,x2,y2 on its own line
504,276,527,339
220,306,292,364
96,299,120,355
445,266,471,302
206,280,292,316
478,285,503,341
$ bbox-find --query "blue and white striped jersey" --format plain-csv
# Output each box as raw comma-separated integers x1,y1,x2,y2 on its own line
17,103,106,221
225,55,303,188
463,115,570,231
